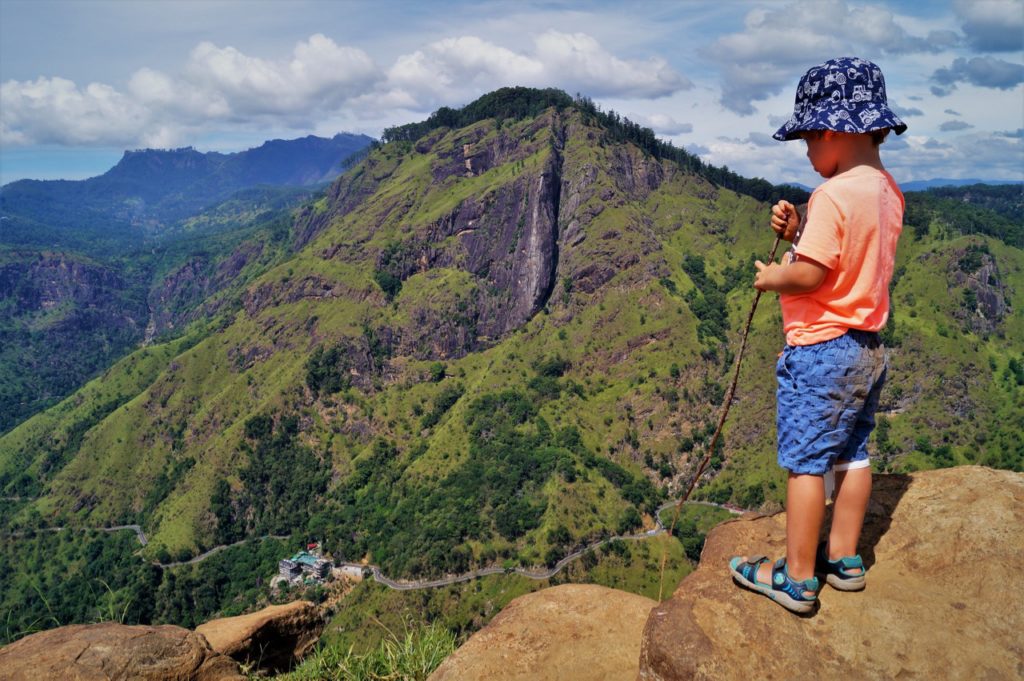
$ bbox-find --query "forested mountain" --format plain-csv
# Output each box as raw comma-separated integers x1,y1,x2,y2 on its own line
0,133,373,253
0,134,373,435
1,88,1020,645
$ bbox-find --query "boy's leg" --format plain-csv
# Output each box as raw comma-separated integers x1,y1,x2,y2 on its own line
786,473,825,582
747,472,823,591
828,466,871,569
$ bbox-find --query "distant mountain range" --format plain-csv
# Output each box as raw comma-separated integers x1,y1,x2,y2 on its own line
0,132,374,433
0,133,374,252
784,178,1023,193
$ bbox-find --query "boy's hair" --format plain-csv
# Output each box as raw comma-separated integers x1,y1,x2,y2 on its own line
870,128,891,146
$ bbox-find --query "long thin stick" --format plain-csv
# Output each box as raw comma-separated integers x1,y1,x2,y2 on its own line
657,235,782,602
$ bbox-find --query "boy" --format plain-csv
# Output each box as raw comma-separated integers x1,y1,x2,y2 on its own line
728,57,907,614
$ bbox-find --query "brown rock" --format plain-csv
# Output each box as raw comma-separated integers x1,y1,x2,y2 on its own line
195,600,325,673
639,467,1024,680
0,622,242,681
428,583,656,681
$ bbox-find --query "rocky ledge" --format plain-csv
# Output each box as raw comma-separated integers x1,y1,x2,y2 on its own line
639,466,1024,680
0,622,242,681
0,600,324,680
429,583,657,681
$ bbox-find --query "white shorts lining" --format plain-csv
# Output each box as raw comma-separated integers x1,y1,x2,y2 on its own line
833,458,871,472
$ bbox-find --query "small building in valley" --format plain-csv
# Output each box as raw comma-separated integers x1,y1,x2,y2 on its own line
279,550,331,583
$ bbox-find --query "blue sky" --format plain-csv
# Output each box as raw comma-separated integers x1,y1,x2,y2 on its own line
1,0,1021,187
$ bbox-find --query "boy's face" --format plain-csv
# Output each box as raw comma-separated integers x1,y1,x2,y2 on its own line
800,131,839,179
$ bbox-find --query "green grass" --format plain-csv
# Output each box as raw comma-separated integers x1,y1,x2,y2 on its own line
273,621,456,681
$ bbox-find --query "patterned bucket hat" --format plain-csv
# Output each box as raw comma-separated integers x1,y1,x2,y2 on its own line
773,57,908,141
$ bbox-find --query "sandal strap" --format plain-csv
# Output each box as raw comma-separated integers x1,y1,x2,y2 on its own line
817,542,865,576
739,555,770,585
772,558,819,601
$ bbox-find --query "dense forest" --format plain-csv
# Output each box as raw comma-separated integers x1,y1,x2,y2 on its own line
904,183,1023,247
0,528,293,644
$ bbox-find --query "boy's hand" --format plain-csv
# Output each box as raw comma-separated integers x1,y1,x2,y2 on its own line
753,259,783,291
770,200,800,241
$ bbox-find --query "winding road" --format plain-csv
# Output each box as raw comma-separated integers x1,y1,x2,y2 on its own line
4,500,743,589
344,499,743,591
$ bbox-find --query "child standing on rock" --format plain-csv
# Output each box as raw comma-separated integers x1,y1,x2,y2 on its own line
729,57,907,613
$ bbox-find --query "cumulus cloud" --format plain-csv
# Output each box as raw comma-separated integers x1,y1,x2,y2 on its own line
376,31,690,112
931,55,1024,96
939,120,974,131
996,127,1024,137
944,108,962,116
707,0,948,114
2,30,688,148
0,77,152,146
180,34,380,118
629,112,692,135
893,104,925,117
1,34,382,147
953,0,1024,52
746,132,776,146
882,132,1024,182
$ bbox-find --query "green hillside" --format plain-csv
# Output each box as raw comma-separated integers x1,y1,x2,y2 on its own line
0,89,1020,642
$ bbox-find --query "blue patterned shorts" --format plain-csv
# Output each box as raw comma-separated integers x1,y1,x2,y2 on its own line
776,329,887,475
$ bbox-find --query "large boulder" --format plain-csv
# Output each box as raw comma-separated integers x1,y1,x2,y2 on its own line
639,466,1024,680
429,583,656,681
195,600,324,673
0,622,242,681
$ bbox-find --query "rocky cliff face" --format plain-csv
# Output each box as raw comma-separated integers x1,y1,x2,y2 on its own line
0,253,148,433
144,241,264,341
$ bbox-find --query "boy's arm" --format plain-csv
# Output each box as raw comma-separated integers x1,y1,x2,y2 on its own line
754,253,828,294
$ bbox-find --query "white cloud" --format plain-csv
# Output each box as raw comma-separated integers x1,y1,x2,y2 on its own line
181,34,380,119
371,31,690,113
939,120,974,131
883,132,1023,181
931,55,1024,96
953,0,1024,52
707,0,953,115
0,76,150,146
629,112,693,135
2,30,690,148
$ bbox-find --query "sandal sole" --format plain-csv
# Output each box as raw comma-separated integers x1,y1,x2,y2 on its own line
729,566,817,614
825,573,865,591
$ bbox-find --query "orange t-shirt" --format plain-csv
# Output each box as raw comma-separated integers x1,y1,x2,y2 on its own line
780,166,904,346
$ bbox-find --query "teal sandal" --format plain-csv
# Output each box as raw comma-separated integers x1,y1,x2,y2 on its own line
815,541,866,591
728,555,819,614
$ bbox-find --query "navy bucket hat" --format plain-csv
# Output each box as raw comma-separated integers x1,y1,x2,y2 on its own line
773,57,908,141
